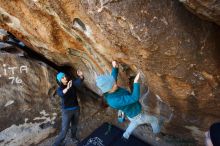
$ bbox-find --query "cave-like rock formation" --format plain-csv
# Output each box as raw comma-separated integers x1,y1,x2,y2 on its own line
0,0,220,145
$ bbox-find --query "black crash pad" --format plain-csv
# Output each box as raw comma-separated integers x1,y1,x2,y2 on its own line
78,123,151,146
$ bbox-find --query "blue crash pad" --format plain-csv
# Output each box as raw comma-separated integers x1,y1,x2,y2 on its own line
78,123,151,146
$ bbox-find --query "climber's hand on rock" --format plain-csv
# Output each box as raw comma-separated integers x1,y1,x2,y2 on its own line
134,72,140,83
112,60,118,68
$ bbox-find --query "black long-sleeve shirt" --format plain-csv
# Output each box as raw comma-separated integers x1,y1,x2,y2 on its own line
57,78,83,110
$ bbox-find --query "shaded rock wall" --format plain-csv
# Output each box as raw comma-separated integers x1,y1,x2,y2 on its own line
0,42,58,145
0,0,220,145
179,0,220,25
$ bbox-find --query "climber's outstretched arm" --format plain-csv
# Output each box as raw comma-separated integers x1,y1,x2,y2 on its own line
111,61,119,82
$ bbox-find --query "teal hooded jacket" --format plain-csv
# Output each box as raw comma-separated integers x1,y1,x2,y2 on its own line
104,67,142,118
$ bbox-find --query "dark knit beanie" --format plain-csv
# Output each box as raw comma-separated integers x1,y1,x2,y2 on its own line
210,122,220,146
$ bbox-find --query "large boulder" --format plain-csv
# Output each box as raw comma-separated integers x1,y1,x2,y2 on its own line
0,0,220,145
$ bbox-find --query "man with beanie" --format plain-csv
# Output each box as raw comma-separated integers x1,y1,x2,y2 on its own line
53,70,84,146
96,61,160,140
205,122,220,146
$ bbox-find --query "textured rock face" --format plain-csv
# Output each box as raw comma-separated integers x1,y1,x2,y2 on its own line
179,0,220,25
0,0,220,145
0,43,58,145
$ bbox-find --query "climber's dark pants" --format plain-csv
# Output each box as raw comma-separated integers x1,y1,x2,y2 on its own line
53,109,80,146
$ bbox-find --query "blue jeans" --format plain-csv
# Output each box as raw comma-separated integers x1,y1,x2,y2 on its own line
123,112,160,139
53,109,80,146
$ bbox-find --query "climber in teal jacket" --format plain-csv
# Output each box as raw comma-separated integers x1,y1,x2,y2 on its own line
96,61,160,140
104,67,142,118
